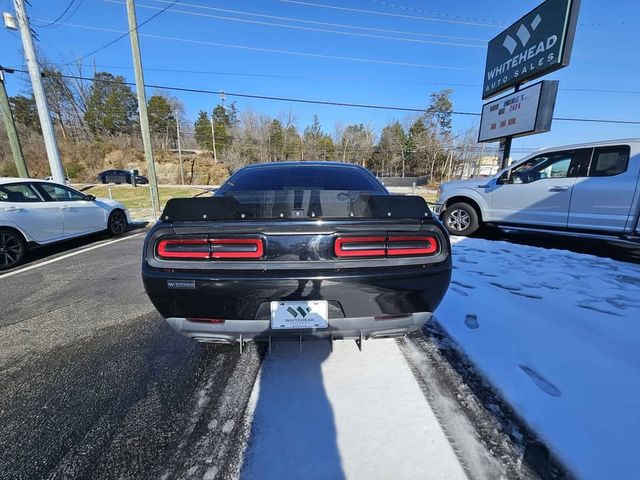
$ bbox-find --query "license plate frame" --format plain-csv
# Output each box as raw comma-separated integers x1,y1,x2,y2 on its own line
270,300,329,329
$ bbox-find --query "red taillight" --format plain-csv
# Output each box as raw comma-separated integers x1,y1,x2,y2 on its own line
187,318,225,324
387,236,439,256
156,237,264,260
334,236,386,257
334,235,439,258
157,238,210,259
211,238,264,259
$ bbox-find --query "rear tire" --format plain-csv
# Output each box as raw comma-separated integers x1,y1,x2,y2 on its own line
0,229,26,270
107,209,127,236
442,202,480,236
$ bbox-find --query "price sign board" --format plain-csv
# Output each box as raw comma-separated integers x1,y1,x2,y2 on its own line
478,81,559,143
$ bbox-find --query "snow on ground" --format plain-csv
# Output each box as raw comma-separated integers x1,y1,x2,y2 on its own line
437,236,640,480
242,339,467,480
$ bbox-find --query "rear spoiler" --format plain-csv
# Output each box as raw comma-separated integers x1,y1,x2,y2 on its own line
161,192,431,222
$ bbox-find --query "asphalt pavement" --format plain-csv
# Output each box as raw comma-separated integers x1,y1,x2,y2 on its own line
0,232,261,480
0,228,572,480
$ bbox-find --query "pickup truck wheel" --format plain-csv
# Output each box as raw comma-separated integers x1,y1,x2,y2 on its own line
442,202,479,236
107,209,127,236
0,229,26,270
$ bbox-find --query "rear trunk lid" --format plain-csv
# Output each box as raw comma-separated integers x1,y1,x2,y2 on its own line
144,191,449,270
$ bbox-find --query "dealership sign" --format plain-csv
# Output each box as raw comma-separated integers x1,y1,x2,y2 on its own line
482,0,580,99
478,81,559,143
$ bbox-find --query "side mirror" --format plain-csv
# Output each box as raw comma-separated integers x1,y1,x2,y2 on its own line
496,171,510,185
85,194,96,201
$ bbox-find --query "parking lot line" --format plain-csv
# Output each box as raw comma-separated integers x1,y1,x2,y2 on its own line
0,232,145,280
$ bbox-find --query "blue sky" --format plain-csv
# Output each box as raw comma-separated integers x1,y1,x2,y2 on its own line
1,0,638,159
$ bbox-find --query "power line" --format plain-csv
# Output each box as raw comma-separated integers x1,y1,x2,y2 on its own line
69,0,179,64
558,87,640,95
50,21,479,71
3,67,639,126
144,0,487,43
35,61,640,96
104,0,484,48
366,0,507,26
34,0,81,29
367,0,637,28
280,0,504,28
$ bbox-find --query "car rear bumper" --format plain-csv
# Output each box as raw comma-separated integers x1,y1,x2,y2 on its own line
142,265,451,321
165,312,431,344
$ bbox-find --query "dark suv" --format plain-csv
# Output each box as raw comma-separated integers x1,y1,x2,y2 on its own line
97,169,149,185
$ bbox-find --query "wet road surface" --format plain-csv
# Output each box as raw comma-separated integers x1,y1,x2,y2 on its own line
0,227,573,480
0,232,261,480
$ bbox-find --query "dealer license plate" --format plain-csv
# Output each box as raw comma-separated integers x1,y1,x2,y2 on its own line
270,300,329,329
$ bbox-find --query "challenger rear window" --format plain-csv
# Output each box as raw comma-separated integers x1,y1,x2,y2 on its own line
217,166,386,195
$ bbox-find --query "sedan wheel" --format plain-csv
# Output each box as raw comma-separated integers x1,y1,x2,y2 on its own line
0,230,26,270
108,210,127,236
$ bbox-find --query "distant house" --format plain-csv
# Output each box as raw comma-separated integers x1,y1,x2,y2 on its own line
457,155,501,178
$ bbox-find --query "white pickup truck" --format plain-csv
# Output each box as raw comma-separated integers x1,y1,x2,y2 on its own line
432,139,640,242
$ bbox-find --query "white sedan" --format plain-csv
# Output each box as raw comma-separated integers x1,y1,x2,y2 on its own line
0,178,130,270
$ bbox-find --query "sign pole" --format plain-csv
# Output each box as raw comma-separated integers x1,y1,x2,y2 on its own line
498,83,520,169
498,137,512,170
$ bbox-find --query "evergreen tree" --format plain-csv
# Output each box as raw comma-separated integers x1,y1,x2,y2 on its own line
147,95,174,138
303,115,324,159
426,89,453,135
268,119,285,161
211,104,233,151
9,95,40,132
405,118,429,175
84,72,137,135
376,122,407,176
317,135,335,161
283,124,301,160
194,110,211,150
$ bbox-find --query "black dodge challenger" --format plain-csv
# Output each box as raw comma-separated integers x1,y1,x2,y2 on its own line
142,162,451,349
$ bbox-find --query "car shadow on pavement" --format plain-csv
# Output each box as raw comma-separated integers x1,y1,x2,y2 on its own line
475,226,640,264
19,224,147,268
241,340,345,480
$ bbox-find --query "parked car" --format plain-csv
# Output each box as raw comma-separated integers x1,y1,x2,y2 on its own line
0,178,130,270
142,162,452,350
97,169,149,185
433,139,640,242
44,176,70,185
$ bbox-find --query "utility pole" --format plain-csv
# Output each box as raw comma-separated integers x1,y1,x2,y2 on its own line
0,70,28,177
126,0,160,217
13,0,64,183
210,114,218,164
176,115,184,185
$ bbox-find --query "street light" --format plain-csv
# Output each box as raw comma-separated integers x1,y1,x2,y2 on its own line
3,11,17,30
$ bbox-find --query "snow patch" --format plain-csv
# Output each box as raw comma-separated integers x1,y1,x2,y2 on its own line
436,236,640,480
242,339,467,480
